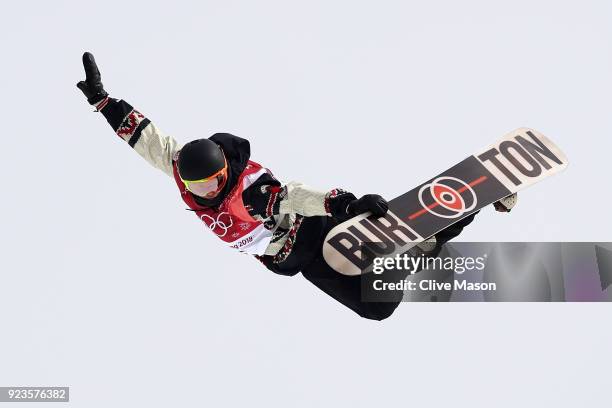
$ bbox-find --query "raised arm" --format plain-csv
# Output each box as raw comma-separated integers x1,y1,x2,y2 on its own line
76,52,180,177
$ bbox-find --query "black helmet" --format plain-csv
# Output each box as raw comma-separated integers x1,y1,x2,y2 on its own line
178,138,226,181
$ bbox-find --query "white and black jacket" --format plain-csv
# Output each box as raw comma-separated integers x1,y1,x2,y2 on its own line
95,97,356,274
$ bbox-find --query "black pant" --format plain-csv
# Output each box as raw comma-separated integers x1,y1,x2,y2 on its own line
263,212,478,320
264,216,403,321
301,251,402,321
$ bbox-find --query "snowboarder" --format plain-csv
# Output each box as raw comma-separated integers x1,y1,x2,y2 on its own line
76,52,486,320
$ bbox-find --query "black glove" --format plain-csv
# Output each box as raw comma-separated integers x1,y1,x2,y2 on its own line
347,194,388,217
76,52,108,105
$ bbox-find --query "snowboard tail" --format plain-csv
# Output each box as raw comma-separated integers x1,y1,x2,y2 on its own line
322,128,568,276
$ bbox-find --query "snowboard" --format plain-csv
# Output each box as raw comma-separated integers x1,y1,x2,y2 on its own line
322,128,569,276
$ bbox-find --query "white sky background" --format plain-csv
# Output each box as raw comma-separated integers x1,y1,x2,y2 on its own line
0,0,610,406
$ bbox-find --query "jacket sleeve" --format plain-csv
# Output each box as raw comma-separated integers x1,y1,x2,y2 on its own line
95,97,181,177
281,182,356,218
242,172,357,219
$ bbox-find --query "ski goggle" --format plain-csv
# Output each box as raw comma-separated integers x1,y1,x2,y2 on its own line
180,159,228,197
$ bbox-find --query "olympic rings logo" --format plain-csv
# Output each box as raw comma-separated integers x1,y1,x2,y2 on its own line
417,176,477,219
200,212,234,237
